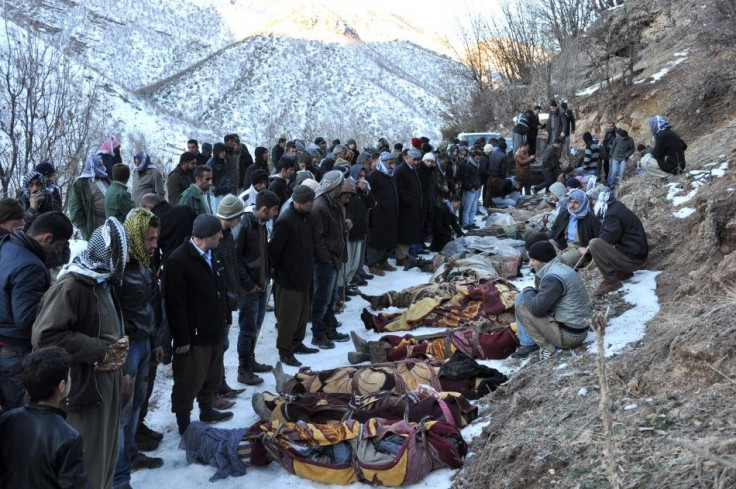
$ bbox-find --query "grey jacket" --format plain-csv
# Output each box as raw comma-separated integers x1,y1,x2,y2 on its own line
610,134,635,162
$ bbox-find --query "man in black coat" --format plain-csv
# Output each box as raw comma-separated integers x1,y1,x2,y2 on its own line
588,191,649,295
270,138,286,173
163,214,232,434
365,152,399,276
644,115,687,176
269,185,319,367
431,195,463,252
140,194,197,270
527,106,541,156
394,148,423,266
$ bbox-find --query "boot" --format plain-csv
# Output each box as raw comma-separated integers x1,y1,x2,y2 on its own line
368,265,385,276
360,293,388,310
379,260,397,272
176,412,191,435
368,341,391,363
250,344,273,373
350,330,369,355
198,402,233,423
251,393,272,421
237,354,264,385
218,382,246,398
131,452,164,471
348,351,370,364
273,362,294,393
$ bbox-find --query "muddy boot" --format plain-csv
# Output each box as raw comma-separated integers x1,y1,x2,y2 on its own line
403,255,420,271
361,308,375,331
273,362,293,393
359,293,387,310
350,330,369,354
348,351,370,364
237,354,264,385
369,341,391,363
251,393,272,421
250,345,273,373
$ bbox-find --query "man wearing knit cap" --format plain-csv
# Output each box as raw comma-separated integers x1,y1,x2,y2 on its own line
0,198,25,236
105,163,136,223
511,240,592,360
394,148,423,266
269,185,319,367
212,195,248,401
163,214,232,435
233,191,280,384
309,171,351,349
34,162,63,211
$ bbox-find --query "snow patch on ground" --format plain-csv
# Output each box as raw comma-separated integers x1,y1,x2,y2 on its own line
673,207,696,219
587,271,661,358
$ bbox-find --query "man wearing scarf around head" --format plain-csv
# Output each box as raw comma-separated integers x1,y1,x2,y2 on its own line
131,151,165,204
32,218,130,489
68,154,112,240
365,152,399,275
588,190,649,295
549,189,601,268
641,115,688,177
113,209,164,488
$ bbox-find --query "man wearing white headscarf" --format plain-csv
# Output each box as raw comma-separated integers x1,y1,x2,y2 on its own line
640,115,688,177
32,218,130,489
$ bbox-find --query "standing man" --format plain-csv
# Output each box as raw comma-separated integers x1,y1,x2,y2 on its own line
32,218,130,489
365,152,398,276
187,139,208,167
310,171,351,349
546,100,568,147
178,165,214,216
269,185,319,367
207,142,234,211
0,212,72,411
528,105,542,156
167,152,197,204
394,148,423,266
588,190,649,295
459,150,482,229
271,138,287,172
601,122,618,182
164,214,232,435
104,163,136,223
533,139,563,194
269,158,295,205
560,102,575,156
235,191,280,384
113,209,163,488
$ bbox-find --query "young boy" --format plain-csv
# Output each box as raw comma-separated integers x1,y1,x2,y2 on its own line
0,347,89,489
431,194,464,252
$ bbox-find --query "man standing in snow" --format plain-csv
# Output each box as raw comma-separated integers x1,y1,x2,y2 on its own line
588,190,649,295
178,166,214,216
511,240,592,360
167,152,196,205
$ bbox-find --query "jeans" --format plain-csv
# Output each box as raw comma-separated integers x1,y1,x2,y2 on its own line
461,189,479,227
311,262,339,338
0,345,30,412
608,159,625,187
514,294,536,347
114,338,151,487
237,290,268,356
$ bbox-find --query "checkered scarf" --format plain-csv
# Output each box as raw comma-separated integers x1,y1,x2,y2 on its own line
63,218,128,284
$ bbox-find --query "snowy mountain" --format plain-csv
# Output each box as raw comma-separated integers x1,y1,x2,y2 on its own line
3,0,469,156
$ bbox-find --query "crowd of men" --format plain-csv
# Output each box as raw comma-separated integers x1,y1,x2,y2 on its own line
0,109,687,488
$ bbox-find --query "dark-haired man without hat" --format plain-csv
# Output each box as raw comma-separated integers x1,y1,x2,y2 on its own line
163,214,232,435
105,163,135,223
511,240,592,360
269,185,319,367
167,152,197,204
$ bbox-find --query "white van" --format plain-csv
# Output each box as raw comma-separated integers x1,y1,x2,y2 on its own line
456,132,503,147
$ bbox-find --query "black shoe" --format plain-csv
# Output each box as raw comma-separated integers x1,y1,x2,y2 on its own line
132,453,164,471
237,370,264,385
176,412,190,435
279,353,302,367
361,271,375,280
351,278,368,286
218,383,246,398
137,422,164,441
510,344,540,358
346,286,360,296
135,433,160,452
293,343,319,354
199,408,234,423
327,329,350,342
311,336,335,349
251,359,273,373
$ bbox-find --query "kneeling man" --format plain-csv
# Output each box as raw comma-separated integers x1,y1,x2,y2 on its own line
512,241,592,359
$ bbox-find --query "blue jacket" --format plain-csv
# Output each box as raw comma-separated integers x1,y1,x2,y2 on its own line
0,233,50,347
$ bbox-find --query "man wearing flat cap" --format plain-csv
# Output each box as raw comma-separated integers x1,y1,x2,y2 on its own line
163,214,232,435
511,240,592,360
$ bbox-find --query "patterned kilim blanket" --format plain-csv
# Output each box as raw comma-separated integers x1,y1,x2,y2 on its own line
247,417,467,486
283,358,507,400
256,388,478,428
362,279,517,332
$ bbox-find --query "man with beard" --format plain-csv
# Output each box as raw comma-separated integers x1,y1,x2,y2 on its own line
167,152,197,205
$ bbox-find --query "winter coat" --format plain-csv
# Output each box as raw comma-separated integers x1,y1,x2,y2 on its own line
0,403,89,489
268,176,290,205
236,143,254,189
346,185,375,241
213,228,239,318
235,210,270,292
150,201,197,267
68,177,109,241
104,181,135,223
177,183,212,216
269,203,314,291
431,203,463,252
562,108,576,135
32,272,121,411
20,194,61,230
209,144,236,196
0,233,49,347
131,167,165,204
598,200,648,260
542,145,562,170
417,163,437,217
458,161,481,191
310,194,345,268
550,206,602,250
610,134,635,162
394,161,423,245
583,140,601,171
514,149,534,176
243,161,268,191
270,144,284,172
113,259,161,344
487,150,507,178
651,129,687,174
163,240,226,348
546,110,568,144
366,170,399,250
166,166,192,204
602,129,617,160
